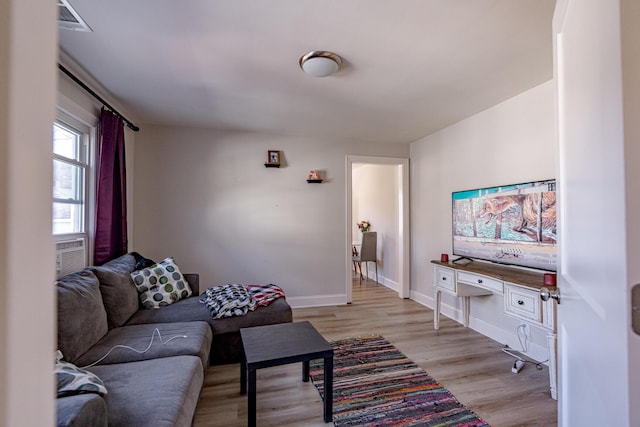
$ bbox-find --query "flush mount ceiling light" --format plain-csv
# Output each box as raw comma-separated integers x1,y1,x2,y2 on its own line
299,51,342,77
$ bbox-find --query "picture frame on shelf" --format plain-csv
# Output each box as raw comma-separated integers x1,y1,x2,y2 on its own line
265,150,281,167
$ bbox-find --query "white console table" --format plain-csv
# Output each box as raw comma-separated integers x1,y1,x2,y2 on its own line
431,260,558,400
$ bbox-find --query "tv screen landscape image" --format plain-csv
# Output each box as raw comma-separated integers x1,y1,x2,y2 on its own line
452,179,557,271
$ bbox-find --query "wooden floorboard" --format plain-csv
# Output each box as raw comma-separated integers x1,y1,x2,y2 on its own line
194,280,558,427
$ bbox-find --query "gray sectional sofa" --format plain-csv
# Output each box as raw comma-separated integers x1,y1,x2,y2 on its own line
56,253,293,427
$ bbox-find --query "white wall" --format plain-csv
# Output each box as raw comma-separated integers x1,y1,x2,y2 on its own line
133,126,409,306
0,0,57,425
622,0,640,420
410,80,556,358
352,164,400,285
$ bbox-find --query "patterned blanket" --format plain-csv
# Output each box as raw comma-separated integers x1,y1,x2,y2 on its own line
246,283,287,307
199,283,285,319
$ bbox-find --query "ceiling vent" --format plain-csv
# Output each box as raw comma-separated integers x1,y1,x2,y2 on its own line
58,0,92,32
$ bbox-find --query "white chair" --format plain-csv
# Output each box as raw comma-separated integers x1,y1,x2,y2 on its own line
352,231,378,284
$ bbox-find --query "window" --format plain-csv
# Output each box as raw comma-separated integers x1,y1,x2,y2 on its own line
52,117,91,236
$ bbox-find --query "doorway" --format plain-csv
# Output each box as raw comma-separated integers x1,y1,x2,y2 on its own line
345,155,410,303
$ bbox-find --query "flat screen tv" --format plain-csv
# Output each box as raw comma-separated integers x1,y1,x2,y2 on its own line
452,179,557,271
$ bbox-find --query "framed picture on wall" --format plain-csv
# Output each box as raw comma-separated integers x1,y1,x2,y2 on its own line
267,150,281,165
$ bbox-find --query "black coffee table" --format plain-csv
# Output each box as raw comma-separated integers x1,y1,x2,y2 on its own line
240,321,333,426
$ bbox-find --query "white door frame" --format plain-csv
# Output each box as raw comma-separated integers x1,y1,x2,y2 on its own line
345,155,410,302
554,0,639,424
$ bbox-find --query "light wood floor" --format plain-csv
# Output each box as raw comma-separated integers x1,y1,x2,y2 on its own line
194,280,558,427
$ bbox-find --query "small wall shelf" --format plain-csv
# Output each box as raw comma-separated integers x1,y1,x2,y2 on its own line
307,179,323,183
264,163,281,168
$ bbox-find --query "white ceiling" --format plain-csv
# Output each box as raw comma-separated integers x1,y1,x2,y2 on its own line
58,0,555,144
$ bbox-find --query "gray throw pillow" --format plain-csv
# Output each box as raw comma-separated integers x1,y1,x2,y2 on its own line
91,254,138,329
57,270,109,363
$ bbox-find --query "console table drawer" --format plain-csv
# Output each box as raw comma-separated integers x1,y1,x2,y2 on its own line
436,267,455,292
457,271,502,293
504,284,541,322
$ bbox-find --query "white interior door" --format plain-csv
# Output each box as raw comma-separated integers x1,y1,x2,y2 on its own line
555,0,639,425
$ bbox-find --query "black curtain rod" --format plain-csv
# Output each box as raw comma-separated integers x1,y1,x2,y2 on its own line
58,63,140,132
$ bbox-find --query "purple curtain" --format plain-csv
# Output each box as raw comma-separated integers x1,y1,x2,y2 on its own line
94,108,128,264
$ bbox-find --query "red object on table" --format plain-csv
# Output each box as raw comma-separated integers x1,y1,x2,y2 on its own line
543,273,557,286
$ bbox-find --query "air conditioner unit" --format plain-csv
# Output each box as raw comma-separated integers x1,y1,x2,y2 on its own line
56,238,87,278
57,0,92,32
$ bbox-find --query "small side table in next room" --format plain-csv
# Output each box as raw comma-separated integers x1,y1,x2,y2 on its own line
240,321,333,427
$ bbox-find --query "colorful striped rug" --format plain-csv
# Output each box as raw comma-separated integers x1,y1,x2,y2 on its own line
309,335,489,427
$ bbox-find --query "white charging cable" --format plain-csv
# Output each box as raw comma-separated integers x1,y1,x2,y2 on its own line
81,328,188,369
502,324,528,360
516,324,529,353
502,324,547,373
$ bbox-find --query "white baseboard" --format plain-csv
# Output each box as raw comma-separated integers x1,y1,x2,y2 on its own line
409,290,548,363
289,275,399,308
468,316,549,363
381,277,399,293
287,294,347,309
355,271,399,293
410,289,434,309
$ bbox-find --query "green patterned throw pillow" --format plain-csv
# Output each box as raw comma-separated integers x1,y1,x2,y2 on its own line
55,351,107,397
130,257,193,309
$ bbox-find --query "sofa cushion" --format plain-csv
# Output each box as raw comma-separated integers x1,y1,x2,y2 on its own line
88,356,203,427
56,357,107,397
56,394,107,427
57,270,109,363
90,254,138,329
211,297,293,334
125,295,293,335
74,321,212,372
125,296,212,326
131,257,192,309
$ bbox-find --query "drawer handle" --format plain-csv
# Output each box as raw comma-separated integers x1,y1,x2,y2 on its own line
517,300,524,305
442,277,447,281
477,279,483,284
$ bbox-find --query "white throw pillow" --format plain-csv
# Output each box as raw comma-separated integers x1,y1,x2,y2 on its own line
130,257,192,309
55,351,107,397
